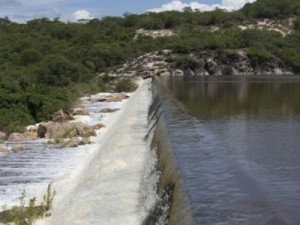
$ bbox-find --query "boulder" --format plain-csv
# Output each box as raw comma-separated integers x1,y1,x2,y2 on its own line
37,124,47,138
99,108,120,113
72,109,90,116
11,145,26,153
195,68,209,76
22,131,38,141
74,124,97,137
7,133,25,142
204,58,220,75
42,122,97,139
92,123,106,130
59,137,85,148
185,68,195,76
174,69,184,76
0,146,8,153
52,109,74,122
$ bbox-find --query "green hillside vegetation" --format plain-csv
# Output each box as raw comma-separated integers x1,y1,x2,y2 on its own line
1,0,300,133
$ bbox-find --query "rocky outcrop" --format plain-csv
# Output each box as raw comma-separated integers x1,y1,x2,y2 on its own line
101,50,293,78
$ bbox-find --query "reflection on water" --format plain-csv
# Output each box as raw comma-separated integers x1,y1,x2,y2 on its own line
163,75,300,120
159,75,300,224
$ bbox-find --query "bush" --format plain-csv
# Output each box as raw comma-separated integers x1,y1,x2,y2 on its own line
0,183,56,225
173,56,200,70
115,77,137,92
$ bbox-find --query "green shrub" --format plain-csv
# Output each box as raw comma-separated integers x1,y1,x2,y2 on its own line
0,183,56,225
115,77,137,92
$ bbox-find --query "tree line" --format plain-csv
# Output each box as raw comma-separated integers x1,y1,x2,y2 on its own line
1,0,300,133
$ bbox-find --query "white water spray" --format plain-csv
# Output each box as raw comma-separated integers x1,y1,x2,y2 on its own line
36,79,158,225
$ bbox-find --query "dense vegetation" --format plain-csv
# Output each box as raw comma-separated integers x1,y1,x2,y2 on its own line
1,0,300,133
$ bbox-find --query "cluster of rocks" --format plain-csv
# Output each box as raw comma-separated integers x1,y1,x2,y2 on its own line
0,145,26,153
100,49,293,79
0,93,129,153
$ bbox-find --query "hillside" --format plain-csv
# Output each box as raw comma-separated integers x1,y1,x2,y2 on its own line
1,0,300,134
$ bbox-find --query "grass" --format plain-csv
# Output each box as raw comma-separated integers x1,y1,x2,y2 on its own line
0,183,56,225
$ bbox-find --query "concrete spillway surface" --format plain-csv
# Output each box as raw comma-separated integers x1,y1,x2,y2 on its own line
34,80,159,225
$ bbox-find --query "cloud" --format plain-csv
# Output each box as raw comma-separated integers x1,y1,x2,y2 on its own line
72,9,93,21
0,0,22,8
148,0,256,13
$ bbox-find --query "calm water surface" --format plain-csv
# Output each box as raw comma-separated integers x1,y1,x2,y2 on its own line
159,76,300,225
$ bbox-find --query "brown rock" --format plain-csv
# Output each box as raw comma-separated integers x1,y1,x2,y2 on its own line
0,146,8,153
37,124,47,138
22,131,38,141
52,109,74,122
7,133,25,142
11,145,26,153
59,137,85,148
92,123,106,130
95,94,129,103
72,109,90,116
99,108,120,113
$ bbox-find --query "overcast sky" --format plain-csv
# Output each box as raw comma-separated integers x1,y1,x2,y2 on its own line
0,0,256,23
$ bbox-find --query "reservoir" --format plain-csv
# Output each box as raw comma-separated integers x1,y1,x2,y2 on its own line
155,75,300,225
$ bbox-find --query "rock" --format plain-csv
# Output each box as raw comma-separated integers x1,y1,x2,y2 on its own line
174,69,184,76
0,131,6,140
0,146,8,153
185,68,195,76
7,133,25,142
92,123,106,130
52,109,73,122
37,124,47,138
41,122,97,139
11,145,26,153
204,58,221,75
72,109,90,116
59,137,85,148
96,94,129,103
99,108,120,113
22,131,38,141
195,68,209,76
73,123,97,137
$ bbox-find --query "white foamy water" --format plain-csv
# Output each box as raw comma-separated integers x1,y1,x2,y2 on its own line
32,79,158,225
0,90,131,210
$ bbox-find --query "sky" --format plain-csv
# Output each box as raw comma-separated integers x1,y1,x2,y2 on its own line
0,0,256,23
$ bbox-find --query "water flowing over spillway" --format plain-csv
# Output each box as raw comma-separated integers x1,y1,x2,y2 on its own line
34,80,160,225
